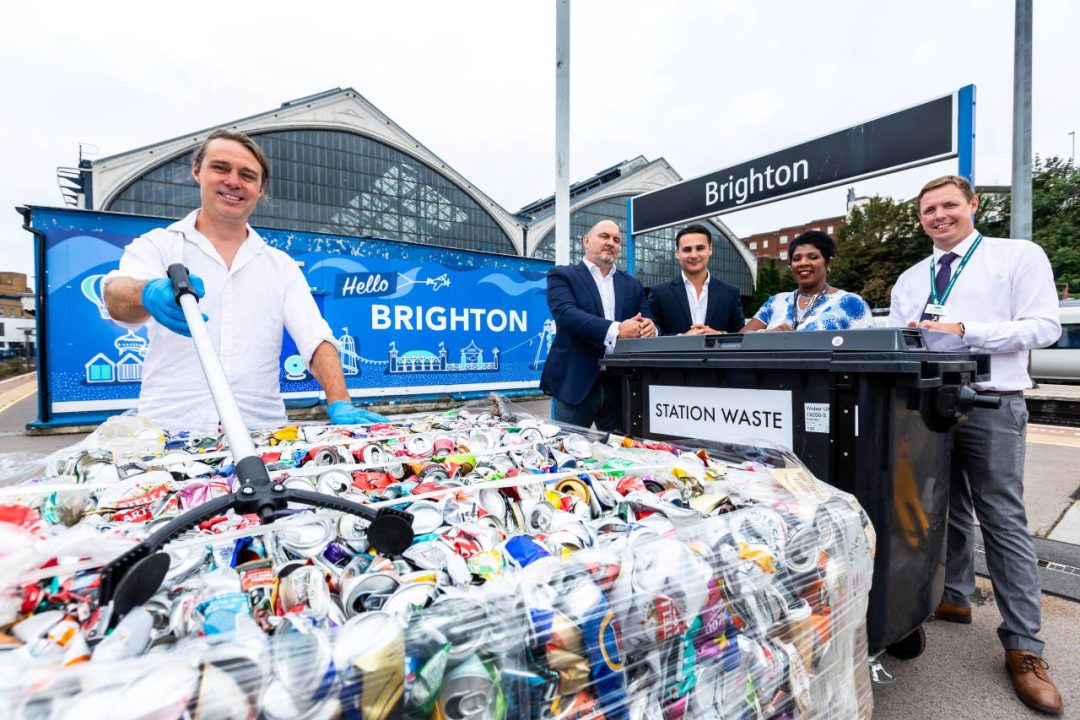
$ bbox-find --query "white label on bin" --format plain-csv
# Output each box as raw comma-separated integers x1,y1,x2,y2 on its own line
648,385,793,450
804,403,830,433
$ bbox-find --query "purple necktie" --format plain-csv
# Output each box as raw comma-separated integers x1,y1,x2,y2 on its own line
921,251,958,320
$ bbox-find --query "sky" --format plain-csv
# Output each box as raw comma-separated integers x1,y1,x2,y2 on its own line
2,0,1077,285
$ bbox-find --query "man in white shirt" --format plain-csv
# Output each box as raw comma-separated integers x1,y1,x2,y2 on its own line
540,219,656,431
104,129,379,432
889,175,1062,715
647,224,745,335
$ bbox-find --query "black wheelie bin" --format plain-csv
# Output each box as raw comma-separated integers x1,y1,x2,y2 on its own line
601,327,1000,658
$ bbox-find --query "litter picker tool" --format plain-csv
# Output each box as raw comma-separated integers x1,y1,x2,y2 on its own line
96,264,413,623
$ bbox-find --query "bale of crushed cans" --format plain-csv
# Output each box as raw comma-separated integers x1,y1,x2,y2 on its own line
0,394,876,719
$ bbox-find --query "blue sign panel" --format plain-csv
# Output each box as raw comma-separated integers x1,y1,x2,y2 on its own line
26,207,554,427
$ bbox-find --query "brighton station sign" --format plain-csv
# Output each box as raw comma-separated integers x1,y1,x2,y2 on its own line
631,85,975,234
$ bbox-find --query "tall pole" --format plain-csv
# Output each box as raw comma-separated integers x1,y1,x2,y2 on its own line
1070,131,1076,165
1011,0,1033,240
555,0,571,265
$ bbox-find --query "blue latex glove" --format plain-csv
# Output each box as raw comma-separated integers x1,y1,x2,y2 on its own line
327,401,389,425
141,275,206,336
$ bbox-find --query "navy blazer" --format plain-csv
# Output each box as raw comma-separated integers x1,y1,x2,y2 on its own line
540,262,653,405
647,275,745,335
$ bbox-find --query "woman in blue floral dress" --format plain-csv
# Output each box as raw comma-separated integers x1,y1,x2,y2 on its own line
742,231,873,332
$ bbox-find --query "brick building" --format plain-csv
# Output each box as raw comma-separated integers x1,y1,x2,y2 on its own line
0,273,32,319
741,214,847,262
0,272,34,356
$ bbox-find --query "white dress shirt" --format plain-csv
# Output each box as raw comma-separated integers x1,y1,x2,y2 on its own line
104,210,337,431
583,257,621,354
889,230,1061,391
682,271,710,327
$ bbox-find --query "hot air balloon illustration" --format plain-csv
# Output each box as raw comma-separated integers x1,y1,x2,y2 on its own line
80,274,110,320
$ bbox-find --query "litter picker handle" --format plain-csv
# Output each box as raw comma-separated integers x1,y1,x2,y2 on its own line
166,263,257,461
99,265,414,620
167,263,199,303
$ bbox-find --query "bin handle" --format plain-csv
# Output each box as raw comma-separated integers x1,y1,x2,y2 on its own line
704,334,744,349
971,392,1003,409
934,385,1002,421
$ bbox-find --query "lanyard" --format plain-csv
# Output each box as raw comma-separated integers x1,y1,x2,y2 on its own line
929,234,982,306
789,286,828,330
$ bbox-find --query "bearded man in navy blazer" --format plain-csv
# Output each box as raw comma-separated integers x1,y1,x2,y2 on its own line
648,224,745,335
540,219,656,431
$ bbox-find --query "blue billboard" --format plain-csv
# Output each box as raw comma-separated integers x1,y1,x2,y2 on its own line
24,207,554,428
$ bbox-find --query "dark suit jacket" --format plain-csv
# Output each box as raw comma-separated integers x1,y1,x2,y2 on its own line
540,262,653,405
647,275,745,335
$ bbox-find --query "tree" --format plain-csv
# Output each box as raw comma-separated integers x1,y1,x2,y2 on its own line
749,260,794,314
975,156,1080,296
974,189,1009,238
830,156,1080,304
830,196,926,308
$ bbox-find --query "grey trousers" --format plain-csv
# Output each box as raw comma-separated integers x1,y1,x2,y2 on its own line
942,395,1044,654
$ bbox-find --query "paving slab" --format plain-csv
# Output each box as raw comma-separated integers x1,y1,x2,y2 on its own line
1050,503,1080,545
873,576,1078,719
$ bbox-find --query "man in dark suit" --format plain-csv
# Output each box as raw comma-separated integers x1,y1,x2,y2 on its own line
540,219,656,431
648,224,745,335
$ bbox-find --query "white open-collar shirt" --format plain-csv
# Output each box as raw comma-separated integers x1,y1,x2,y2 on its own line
683,271,710,327
104,210,336,431
583,257,621,354
889,230,1061,391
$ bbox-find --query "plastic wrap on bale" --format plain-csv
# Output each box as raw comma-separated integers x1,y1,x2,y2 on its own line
0,393,875,719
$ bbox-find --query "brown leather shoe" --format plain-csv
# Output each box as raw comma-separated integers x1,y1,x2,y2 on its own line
931,601,972,624
1005,650,1063,715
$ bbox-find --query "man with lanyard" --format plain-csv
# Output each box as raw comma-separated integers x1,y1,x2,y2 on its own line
104,129,384,432
889,175,1062,715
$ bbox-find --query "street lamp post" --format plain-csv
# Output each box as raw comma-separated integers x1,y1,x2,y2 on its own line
1010,0,1033,240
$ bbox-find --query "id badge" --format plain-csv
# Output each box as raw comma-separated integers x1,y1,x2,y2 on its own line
924,303,947,318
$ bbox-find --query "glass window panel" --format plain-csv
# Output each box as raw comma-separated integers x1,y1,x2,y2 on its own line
532,194,752,294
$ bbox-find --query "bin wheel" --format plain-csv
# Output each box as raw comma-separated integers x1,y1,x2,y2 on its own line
885,625,926,660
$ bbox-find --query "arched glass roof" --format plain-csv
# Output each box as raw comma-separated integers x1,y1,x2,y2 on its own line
532,195,753,294
106,128,517,255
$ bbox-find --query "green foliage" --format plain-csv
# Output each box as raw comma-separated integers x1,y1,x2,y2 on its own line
974,190,1009,238
0,359,30,381
749,260,795,314
825,156,1080,303
830,196,926,308
976,156,1080,295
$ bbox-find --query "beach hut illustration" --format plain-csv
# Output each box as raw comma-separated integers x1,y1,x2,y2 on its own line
116,353,143,382
85,353,116,383
82,329,149,386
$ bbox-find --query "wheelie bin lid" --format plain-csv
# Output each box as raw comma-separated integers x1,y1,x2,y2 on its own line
603,328,991,384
